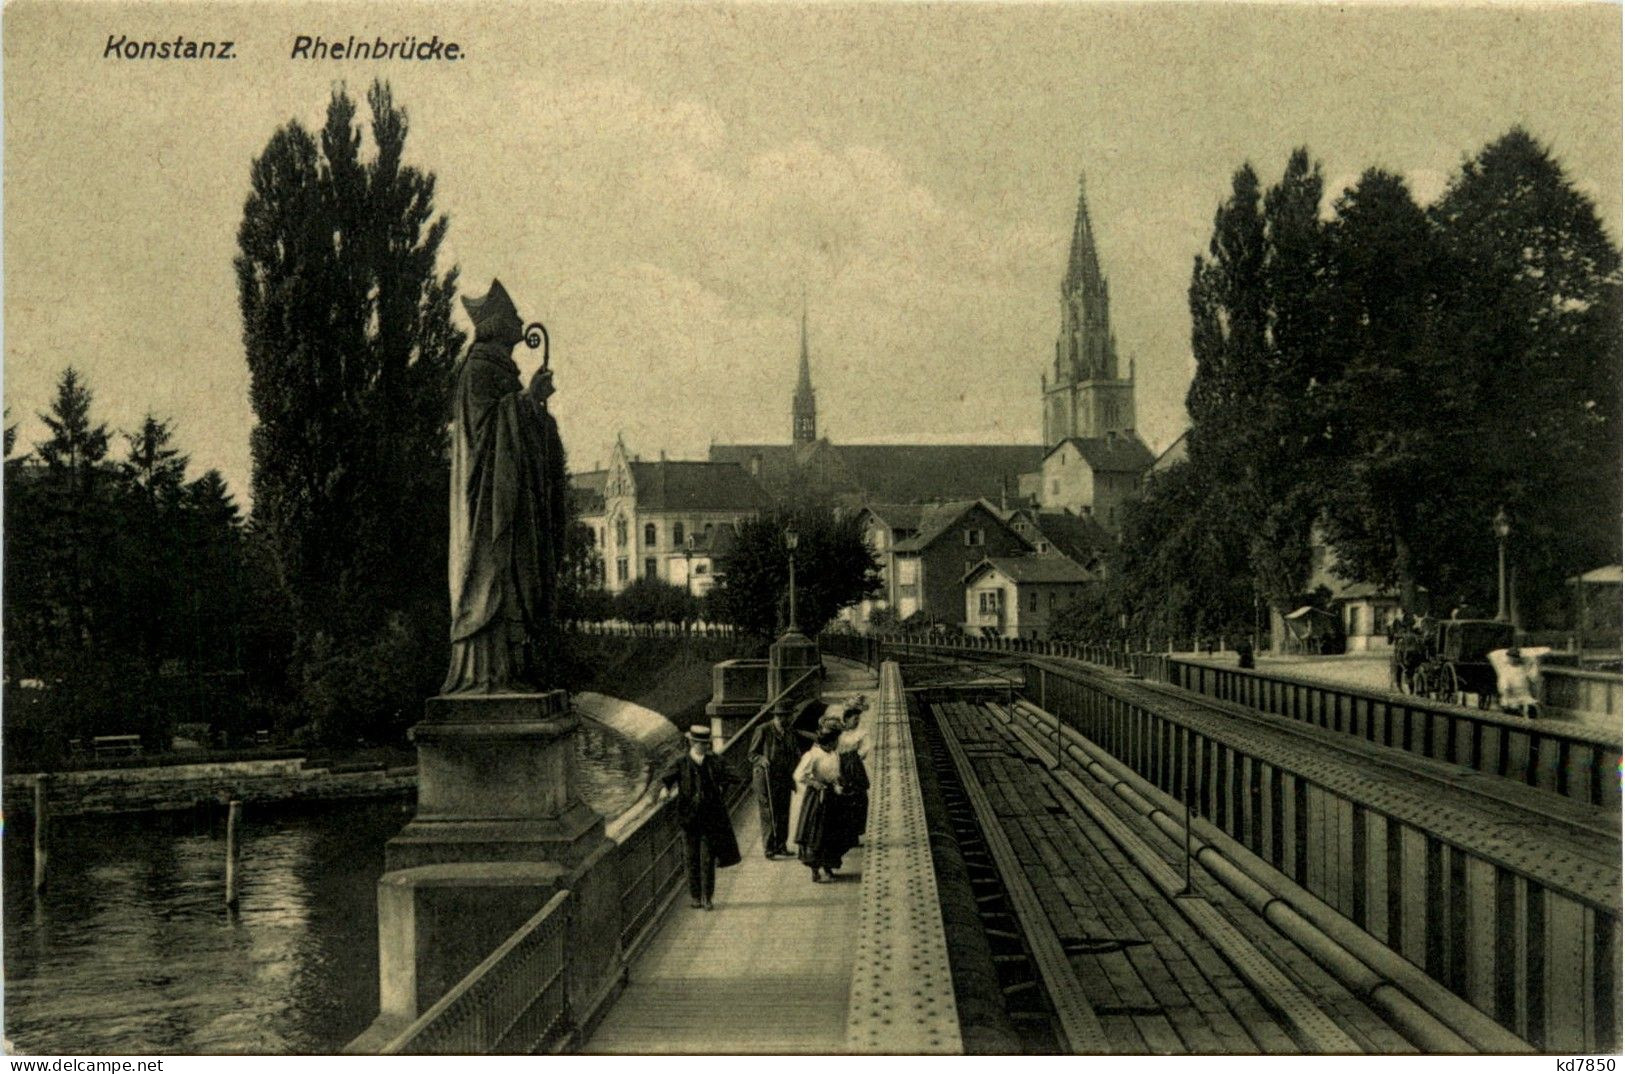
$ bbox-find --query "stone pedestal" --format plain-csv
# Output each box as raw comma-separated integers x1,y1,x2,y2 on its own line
385,689,607,871
769,629,822,714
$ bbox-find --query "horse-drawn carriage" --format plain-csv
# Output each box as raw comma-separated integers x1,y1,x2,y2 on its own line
1392,617,1516,709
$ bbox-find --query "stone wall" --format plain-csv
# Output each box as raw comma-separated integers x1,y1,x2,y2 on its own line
4,759,416,818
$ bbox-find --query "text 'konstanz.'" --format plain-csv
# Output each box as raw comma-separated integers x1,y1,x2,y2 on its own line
291,35,463,60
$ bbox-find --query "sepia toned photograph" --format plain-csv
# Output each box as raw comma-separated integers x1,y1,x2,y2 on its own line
2,0,1619,1059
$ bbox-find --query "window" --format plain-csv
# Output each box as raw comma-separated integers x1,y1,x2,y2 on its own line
1036,541,1049,554
644,523,658,548
1013,522,1027,533
1051,480,1060,496
616,558,629,583
644,557,658,579
897,558,917,585
703,522,714,537
978,590,1002,615
673,522,685,547
615,517,628,547
1028,591,1038,613
695,563,708,576
964,528,985,547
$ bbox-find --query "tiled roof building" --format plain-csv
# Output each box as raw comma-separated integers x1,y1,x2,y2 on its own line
571,438,767,594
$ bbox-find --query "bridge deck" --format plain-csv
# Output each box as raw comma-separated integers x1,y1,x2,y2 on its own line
584,664,878,1054
923,694,1418,1054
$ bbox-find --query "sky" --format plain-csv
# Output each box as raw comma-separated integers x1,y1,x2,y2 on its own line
4,1,1620,507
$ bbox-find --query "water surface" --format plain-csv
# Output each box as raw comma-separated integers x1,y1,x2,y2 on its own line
3,724,649,1054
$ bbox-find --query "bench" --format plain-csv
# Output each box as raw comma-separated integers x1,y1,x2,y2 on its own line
92,734,144,760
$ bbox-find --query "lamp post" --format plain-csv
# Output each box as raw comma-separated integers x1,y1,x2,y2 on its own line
785,527,800,634
1493,506,1511,622
682,534,696,657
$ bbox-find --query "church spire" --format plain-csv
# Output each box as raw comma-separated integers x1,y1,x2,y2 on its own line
792,298,817,444
797,303,812,392
1064,171,1105,294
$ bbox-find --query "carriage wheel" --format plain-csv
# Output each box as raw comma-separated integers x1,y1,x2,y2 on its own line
1412,665,1433,700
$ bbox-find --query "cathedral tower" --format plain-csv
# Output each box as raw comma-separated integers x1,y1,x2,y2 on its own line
792,305,817,444
1042,173,1136,445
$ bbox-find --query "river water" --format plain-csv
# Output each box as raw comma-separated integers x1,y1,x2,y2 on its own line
2,724,652,1055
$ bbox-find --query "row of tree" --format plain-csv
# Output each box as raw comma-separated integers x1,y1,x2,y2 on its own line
562,506,885,639
3,371,269,759
1058,129,1620,643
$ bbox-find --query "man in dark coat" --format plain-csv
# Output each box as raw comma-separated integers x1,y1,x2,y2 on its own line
442,279,568,695
747,702,799,858
661,725,742,909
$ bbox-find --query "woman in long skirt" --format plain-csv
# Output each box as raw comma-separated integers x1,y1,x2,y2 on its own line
792,724,845,882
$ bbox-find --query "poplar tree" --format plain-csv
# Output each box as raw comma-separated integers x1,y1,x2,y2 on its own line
236,81,463,735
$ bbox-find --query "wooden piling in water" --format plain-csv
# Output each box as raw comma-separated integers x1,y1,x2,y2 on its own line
225,800,241,908
33,774,48,893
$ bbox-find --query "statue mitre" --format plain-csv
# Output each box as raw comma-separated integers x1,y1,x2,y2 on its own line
461,279,520,336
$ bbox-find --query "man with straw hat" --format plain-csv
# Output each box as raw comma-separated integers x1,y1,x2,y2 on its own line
660,725,742,909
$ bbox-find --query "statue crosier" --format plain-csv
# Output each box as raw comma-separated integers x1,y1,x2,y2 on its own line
442,279,567,695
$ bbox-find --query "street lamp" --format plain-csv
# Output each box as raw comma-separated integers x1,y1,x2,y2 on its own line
785,527,800,634
682,534,696,656
1493,506,1511,622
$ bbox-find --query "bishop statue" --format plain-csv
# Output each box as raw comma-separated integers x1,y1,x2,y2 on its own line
442,279,567,695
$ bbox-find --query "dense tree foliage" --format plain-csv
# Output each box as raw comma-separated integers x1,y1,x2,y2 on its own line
237,81,464,742
3,369,256,763
709,508,882,641
1110,128,1620,641
613,577,697,629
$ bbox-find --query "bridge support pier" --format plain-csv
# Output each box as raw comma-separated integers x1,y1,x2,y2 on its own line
355,690,616,1045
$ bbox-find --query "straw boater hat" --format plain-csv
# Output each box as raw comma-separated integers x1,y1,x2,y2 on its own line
687,724,711,744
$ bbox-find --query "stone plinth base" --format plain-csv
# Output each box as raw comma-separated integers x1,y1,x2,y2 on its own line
385,689,607,871
705,658,770,721
769,630,822,707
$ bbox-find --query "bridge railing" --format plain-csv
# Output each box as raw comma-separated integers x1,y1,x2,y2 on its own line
1016,657,1620,1053
382,891,573,1055
845,634,1619,808
376,665,822,1055
1159,659,1621,809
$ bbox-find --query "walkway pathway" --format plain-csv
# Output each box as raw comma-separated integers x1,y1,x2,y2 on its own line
1184,651,1616,734
583,663,878,1054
